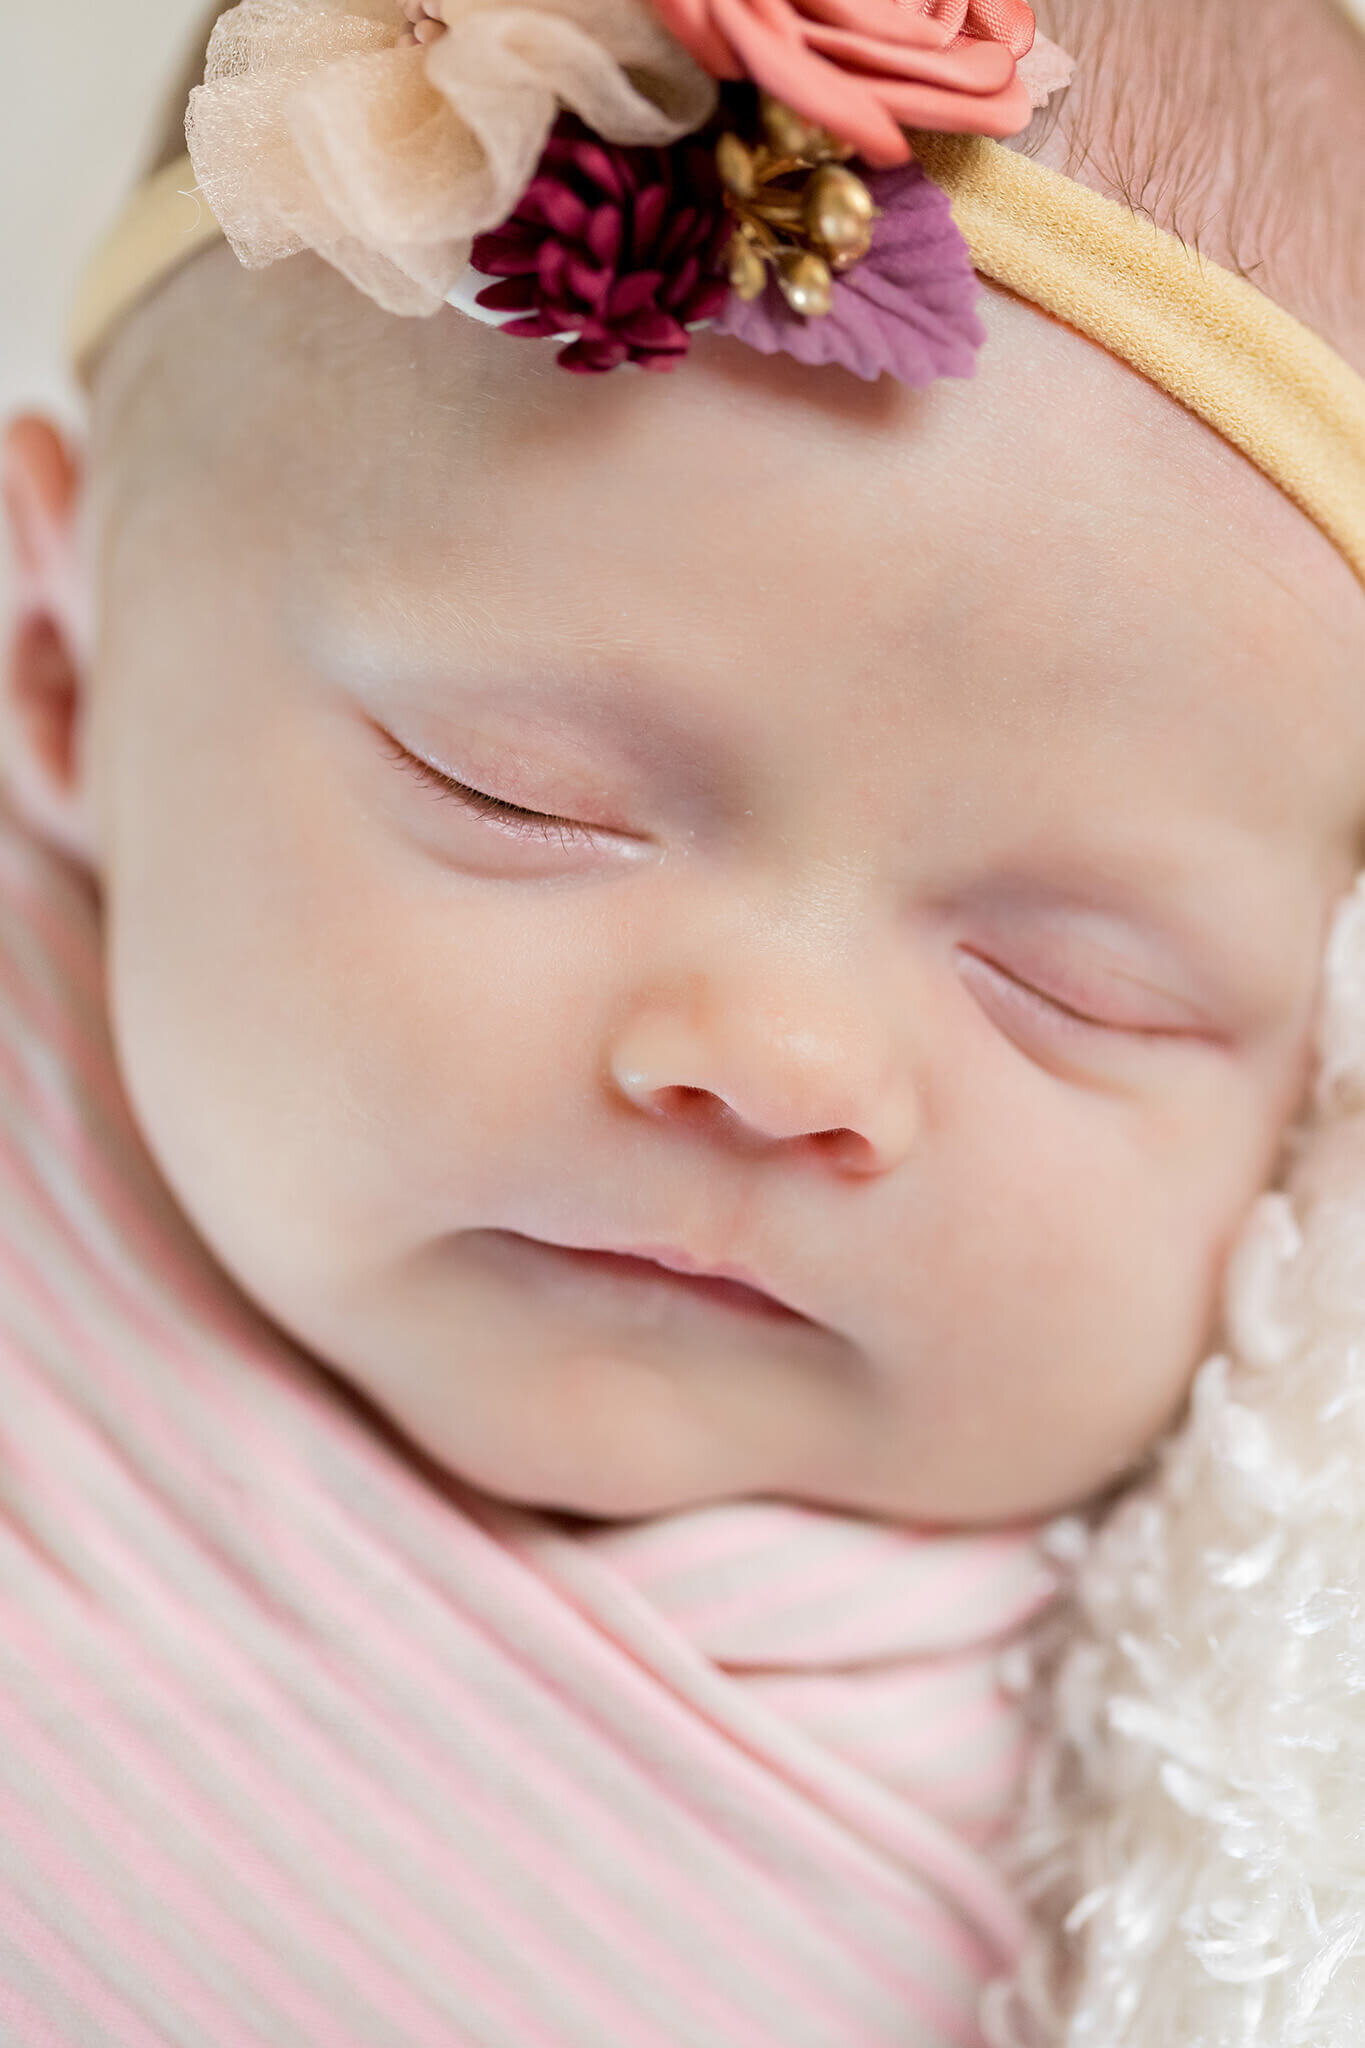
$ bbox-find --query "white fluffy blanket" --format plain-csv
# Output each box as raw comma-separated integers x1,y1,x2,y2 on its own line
989,877,1365,2045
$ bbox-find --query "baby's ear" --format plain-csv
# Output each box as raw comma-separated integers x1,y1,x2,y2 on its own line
1,415,100,870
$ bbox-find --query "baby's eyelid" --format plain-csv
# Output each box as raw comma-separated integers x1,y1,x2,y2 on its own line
376,726,598,838
957,947,1181,1040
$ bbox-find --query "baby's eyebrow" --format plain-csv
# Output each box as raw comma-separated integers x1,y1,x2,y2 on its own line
954,833,1327,1015
298,601,754,811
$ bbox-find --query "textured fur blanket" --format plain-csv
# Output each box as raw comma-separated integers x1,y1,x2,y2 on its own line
989,878,1365,2045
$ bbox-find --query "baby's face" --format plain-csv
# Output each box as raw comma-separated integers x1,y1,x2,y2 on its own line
76,256,1365,1523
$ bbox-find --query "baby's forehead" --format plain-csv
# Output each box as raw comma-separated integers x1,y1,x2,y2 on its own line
107,233,1362,711
177,269,1356,808
296,265,1359,626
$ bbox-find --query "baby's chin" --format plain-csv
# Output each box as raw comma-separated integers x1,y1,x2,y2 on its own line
315,1314,864,1523
327,1339,980,1529
390,1356,778,1523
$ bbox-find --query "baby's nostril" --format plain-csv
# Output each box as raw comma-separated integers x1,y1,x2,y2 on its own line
657,1085,716,1116
809,1126,871,1170
653,1085,761,1146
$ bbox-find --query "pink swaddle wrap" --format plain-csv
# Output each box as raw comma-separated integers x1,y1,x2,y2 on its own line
0,783,1057,2047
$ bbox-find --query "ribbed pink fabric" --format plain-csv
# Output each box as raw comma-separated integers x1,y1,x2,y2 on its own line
0,785,1058,2047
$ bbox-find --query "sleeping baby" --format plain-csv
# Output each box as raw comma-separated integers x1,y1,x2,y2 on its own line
1,0,1362,2038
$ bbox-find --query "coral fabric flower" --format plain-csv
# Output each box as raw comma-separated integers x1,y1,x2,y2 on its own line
647,0,1038,166
184,0,717,318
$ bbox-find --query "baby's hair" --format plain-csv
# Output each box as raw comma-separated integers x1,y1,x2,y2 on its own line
137,0,1365,369
1029,0,1364,367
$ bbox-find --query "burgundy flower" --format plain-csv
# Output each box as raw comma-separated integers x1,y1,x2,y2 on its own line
470,118,732,373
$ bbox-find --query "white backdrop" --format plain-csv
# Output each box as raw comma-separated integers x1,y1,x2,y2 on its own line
1,0,208,426
0,0,206,617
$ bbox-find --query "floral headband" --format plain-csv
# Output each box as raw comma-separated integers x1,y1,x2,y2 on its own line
176,0,1074,386
69,0,1365,580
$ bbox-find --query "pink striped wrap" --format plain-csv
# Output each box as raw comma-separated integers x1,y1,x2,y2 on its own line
0,786,1058,2046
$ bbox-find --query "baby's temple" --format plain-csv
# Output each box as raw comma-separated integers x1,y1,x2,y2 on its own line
1,0,1363,2040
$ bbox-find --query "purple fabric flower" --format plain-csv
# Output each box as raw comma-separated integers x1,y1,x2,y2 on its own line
713,159,985,385
471,117,732,374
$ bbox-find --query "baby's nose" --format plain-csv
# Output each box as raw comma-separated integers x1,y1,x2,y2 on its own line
606,1000,919,1176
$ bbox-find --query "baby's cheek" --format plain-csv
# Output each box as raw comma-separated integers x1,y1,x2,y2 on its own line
906,1074,1264,1512
1040,1069,1298,1460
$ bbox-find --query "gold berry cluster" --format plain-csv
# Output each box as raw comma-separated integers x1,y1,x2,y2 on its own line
717,93,880,317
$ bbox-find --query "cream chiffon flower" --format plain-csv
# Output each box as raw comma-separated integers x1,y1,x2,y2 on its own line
184,0,718,315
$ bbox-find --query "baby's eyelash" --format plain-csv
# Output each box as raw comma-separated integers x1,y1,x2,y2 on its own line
378,728,592,844
993,965,1107,1032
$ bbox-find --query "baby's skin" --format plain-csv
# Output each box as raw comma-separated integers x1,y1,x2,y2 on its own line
3,0,1364,1529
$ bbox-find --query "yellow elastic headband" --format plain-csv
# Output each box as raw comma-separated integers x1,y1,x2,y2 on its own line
71,135,1365,585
